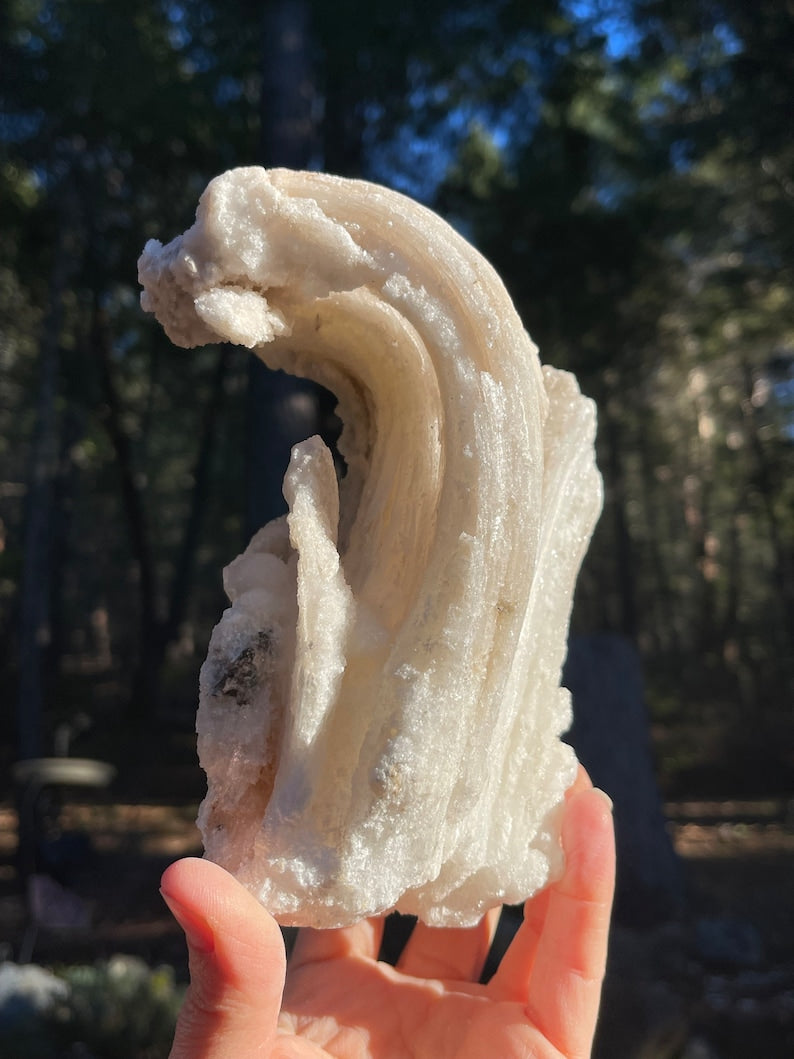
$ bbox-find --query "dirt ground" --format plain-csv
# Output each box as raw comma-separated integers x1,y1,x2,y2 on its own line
1,737,792,1059
600,799,794,1058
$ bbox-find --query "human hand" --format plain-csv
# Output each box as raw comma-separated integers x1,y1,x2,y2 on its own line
160,770,614,1058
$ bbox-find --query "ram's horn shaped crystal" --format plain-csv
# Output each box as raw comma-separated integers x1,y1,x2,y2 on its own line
138,167,602,928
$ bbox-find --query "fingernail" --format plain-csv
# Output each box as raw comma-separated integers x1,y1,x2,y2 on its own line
594,788,614,812
160,890,215,953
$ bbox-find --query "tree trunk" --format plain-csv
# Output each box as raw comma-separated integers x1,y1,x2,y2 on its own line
16,187,79,760
741,361,794,651
323,63,365,177
248,0,323,539
49,400,85,679
564,634,687,926
165,343,232,643
603,412,638,640
93,300,161,712
259,0,317,168
637,426,681,657
94,303,235,716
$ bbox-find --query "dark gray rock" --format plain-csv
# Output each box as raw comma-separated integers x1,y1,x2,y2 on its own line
564,634,687,926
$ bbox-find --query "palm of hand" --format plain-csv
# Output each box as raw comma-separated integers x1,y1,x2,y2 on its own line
162,776,613,1059
277,919,567,1059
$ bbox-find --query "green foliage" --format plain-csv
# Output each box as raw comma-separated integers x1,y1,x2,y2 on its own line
52,956,183,1058
0,957,183,1059
436,0,794,751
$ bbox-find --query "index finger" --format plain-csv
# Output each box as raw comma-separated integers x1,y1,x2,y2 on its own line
525,787,615,1057
290,916,385,971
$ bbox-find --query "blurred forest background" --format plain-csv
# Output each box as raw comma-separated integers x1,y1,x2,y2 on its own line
0,0,793,1055
2,0,791,783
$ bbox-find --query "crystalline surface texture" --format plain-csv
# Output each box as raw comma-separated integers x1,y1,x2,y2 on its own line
138,167,603,927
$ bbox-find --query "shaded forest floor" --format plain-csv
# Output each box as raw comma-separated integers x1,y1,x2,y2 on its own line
0,725,792,1058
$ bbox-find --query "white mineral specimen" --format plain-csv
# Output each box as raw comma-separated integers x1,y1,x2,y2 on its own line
138,167,602,928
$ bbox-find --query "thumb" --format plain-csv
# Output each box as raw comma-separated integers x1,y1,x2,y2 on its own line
161,857,286,1059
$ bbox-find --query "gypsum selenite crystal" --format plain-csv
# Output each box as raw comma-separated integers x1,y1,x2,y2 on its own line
138,167,603,928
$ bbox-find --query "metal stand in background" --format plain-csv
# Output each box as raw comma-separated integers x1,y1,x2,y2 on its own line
12,756,116,963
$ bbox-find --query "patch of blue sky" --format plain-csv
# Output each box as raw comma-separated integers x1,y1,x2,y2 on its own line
0,112,46,144
370,42,544,201
368,121,459,203
163,0,190,47
12,26,47,54
769,353,794,441
163,0,216,59
179,45,216,75
367,96,527,204
169,24,192,50
563,0,642,59
165,1,186,23
713,21,743,56
213,76,243,106
669,139,695,174
588,179,632,210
